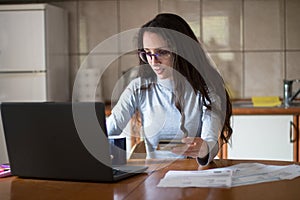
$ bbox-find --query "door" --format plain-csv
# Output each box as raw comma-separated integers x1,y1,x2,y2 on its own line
227,115,294,161
0,10,45,71
0,73,47,102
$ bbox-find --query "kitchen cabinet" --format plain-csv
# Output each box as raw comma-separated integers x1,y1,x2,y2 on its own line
227,115,296,161
0,4,69,102
0,4,69,164
0,8,45,70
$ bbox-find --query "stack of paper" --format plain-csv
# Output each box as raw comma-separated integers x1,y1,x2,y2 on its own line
227,163,300,187
157,163,300,188
157,169,233,188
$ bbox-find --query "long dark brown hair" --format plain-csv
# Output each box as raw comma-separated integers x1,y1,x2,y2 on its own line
137,13,232,146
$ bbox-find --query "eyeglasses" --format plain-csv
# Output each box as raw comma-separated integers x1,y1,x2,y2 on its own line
138,49,172,63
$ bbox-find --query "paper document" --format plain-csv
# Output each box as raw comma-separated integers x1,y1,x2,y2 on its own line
157,168,233,188
226,163,300,187
157,163,300,188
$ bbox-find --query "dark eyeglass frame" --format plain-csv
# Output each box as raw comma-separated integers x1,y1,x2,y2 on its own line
138,49,172,63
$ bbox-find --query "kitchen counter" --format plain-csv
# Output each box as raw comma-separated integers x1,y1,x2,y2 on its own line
232,100,300,115
229,100,300,162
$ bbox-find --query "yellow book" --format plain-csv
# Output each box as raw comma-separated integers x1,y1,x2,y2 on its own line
251,96,282,107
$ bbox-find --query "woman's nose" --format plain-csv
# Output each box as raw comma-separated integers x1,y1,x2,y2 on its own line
149,55,160,64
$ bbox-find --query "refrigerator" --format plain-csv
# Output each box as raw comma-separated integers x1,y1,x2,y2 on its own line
0,4,69,164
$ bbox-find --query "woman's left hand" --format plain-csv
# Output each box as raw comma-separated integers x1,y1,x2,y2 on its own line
171,137,208,158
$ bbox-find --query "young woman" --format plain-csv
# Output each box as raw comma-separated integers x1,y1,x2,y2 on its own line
107,13,232,166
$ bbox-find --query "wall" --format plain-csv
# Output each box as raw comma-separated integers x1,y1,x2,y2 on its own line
4,0,300,102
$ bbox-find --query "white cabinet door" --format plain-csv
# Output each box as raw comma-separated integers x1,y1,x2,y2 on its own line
0,10,45,70
0,73,47,101
227,115,294,161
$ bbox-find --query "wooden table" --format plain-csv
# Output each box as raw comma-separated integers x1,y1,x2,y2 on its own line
1,159,300,200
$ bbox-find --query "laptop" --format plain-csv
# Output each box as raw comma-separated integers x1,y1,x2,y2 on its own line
0,102,147,182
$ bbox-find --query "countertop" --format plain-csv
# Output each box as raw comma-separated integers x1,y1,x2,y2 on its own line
232,100,300,115
106,101,300,116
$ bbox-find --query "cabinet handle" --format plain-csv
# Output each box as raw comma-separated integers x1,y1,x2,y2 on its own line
290,121,297,143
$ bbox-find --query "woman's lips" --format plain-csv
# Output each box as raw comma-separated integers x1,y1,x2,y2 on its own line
153,66,164,74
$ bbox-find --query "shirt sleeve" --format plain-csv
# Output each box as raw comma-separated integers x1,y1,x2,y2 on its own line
106,80,139,136
197,90,223,166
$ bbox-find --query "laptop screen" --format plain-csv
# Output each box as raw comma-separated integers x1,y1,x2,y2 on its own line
0,102,118,182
